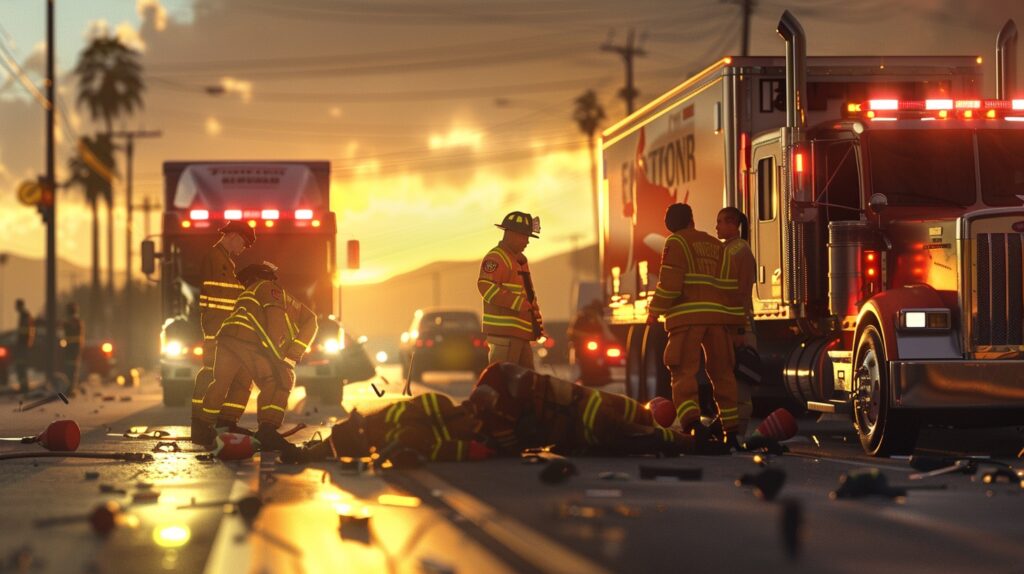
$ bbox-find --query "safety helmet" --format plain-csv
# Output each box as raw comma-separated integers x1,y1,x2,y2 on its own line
236,261,279,286
219,220,256,247
495,211,540,238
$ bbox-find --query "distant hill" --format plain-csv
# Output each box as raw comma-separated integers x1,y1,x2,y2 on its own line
340,244,598,352
0,253,91,331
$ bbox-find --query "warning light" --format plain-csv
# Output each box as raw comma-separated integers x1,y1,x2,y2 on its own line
101,342,114,355
606,347,623,359
181,220,192,228
247,220,257,228
190,209,209,220
866,253,876,262
224,209,242,220
723,56,733,65
311,220,321,228
963,110,974,119
938,110,948,119
794,152,805,174
295,209,313,220
261,209,280,220
265,220,275,228
585,340,599,352
866,268,876,277
987,109,997,119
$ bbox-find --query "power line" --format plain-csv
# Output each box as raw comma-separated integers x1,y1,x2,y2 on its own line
602,29,647,115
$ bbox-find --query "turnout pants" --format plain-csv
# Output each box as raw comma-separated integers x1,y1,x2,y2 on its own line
486,336,535,370
574,387,695,454
201,336,295,428
191,338,218,420
664,325,745,434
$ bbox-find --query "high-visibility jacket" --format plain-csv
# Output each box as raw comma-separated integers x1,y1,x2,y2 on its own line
723,237,756,324
199,244,244,340
366,393,481,462
16,309,34,349
648,227,746,330
218,280,318,363
477,242,543,340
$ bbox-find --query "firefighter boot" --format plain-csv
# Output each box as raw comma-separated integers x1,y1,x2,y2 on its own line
255,424,300,458
191,419,217,449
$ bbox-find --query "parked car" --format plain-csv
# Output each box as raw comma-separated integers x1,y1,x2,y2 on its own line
399,309,488,383
0,324,116,387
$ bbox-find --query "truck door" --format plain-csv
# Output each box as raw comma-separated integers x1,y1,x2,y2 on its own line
751,144,783,302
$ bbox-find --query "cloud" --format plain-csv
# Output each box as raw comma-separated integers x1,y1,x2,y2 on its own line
205,116,222,136
137,0,169,32
85,19,146,52
428,126,485,151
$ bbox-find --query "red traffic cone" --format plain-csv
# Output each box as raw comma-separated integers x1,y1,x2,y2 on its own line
213,432,257,461
36,420,81,452
646,397,676,428
752,408,797,442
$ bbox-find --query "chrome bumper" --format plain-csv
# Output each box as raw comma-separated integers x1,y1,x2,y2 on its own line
892,360,1024,408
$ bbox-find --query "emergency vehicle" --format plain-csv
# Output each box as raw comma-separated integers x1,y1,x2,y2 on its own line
600,12,1024,455
142,161,374,406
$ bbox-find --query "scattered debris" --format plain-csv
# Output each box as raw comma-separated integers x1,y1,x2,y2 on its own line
119,396,132,402
556,500,640,519
132,489,161,504
638,465,702,481
102,396,115,402
830,468,947,500
17,392,70,412
540,459,577,484
0,451,154,462
780,498,803,560
909,458,977,480
980,468,1024,487
3,544,43,572
84,471,100,480
152,442,181,453
0,420,81,452
737,468,787,501
99,484,128,495
742,436,788,455
810,435,821,448
598,471,631,481
34,501,125,537
338,514,372,544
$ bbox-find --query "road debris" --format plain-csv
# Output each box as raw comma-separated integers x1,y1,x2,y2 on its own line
84,471,100,480
584,489,622,498
17,392,70,412
99,484,128,495
909,458,977,480
152,441,181,453
34,501,126,536
780,498,803,560
979,467,1024,487
638,465,702,481
540,459,577,484
0,420,80,452
598,471,631,481
0,451,155,462
830,468,948,500
2,545,43,572
736,468,787,501
132,489,161,504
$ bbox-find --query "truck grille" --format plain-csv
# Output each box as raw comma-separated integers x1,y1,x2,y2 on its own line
974,232,1024,347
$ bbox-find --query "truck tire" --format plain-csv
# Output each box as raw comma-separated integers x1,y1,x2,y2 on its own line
162,380,191,407
624,326,645,401
782,337,837,409
640,325,671,401
852,325,919,456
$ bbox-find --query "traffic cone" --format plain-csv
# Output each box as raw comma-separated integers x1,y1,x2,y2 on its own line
646,397,676,428
36,420,81,452
752,408,798,442
212,432,257,461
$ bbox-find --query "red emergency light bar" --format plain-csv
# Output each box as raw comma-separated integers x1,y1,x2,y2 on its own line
179,208,323,229
847,99,1024,120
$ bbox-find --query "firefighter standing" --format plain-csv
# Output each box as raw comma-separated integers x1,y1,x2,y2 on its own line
62,302,84,393
477,211,545,369
469,362,729,456
190,221,255,444
716,206,757,437
647,204,746,441
13,299,34,393
198,263,317,451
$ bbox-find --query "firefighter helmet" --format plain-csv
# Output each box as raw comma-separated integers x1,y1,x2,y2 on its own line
495,211,540,238
219,220,256,247
236,262,279,286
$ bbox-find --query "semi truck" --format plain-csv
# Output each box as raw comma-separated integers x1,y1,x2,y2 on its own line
142,160,374,407
600,12,1024,455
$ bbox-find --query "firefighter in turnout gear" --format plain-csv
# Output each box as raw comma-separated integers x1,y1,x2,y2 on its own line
717,206,757,437
13,299,34,393
283,392,494,464
648,203,746,441
477,211,545,369
469,362,729,456
190,221,255,444
197,263,318,451
62,303,84,393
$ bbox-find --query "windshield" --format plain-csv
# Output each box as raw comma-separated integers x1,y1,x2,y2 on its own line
866,129,975,208
979,130,1024,207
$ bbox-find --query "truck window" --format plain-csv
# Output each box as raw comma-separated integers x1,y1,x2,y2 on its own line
814,141,861,221
979,131,1024,207
866,130,975,208
757,157,776,221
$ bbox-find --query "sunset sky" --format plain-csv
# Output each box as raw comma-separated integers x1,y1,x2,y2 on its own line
1,0,1022,291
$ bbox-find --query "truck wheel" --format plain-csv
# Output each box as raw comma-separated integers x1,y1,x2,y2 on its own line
624,326,645,401
162,380,191,407
641,325,671,401
783,337,837,410
852,325,918,456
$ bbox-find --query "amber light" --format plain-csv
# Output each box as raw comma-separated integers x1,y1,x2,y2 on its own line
265,220,275,228
101,342,114,355
585,340,599,352
794,152,805,173
247,220,257,228
312,220,321,228
192,346,203,357
606,347,623,359
181,220,192,228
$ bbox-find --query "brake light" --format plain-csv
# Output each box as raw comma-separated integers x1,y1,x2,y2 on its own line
224,209,242,220
415,339,423,348
472,337,486,348
192,345,203,357
794,151,805,174
261,209,279,220
863,250,881,296
190,209,209,220
425,339,434,348
585,340,599,353
605,347,622,359
0,347,7,358
295,209,313,220
101,342,114,355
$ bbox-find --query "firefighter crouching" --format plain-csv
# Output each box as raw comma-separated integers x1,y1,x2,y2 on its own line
283,392,495,464
717,206,757,438
191,221,255,444
469,362,729,456
477,211,546,369
648,204,747,443
197,262,317,451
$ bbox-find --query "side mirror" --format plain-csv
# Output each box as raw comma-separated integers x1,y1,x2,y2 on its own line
868,193,888,215
141,240,158,275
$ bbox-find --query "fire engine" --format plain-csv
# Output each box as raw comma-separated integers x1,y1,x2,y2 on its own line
142,161,374,407
600,12,1024,455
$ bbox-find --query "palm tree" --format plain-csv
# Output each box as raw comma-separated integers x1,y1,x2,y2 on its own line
74,36,145,294
573,90,606,275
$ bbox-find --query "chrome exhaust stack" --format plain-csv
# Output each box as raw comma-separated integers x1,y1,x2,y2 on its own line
996,19,1017,100
777,10,807,136
777,10,809,310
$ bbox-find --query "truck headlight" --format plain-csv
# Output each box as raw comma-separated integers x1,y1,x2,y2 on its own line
163,340,185,357
322,338,341,354
898,309,950,331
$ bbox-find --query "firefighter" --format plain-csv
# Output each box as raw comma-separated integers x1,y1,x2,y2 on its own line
13,299,34,393
283,392,495,464
190,221,255,444
196,262,318,451
62,302,84,393
716,206,757,437
647,203,746,442
469,362,730,456
477,211,546,369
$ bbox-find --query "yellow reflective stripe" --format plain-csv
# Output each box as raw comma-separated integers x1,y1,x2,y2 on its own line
654,287,681,298
483,283,500,303
431,426,443,461
661,428,673,442
482,314,532,329
203,295,237,304
237,295,261,306
511,294,523,310
665,302,746,318
667,235,694,269
221,319,256,333
456,440,465,462
241,310,283,360
204,335,216,340
582,392,602,444
260,404,285,413
292,338,310,351
386,402,407,424
488,247,512,268
720,407,739,423
676,400,699,421
430,394,451,441
500,283,524,293
204,281,243,289
201,302,235,311
683,274,738,290
623,398,637,424
223,402,246,410
202,407,220,414
191,399,204,405
284,314,297,339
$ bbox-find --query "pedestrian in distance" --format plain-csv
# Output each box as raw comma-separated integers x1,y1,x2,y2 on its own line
476,211,546,369
189,221,255,444
13,299,35,394
647,203,746,445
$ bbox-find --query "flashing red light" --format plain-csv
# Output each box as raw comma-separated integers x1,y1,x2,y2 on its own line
868,99,898,110
181,220,192,229
585,340,599,353
0,347,7,359
224,209,242,220
865,252,876,262
794,152,805,174
414,339,423,348
425,339,434,348
101,342,114,355
955,100,981,109
311,219,321,228
606,347,623,359
926,99,953,110
261,209,280,220
866,268,877,277
963,110,974,119
295,209,313,220
247,220,257,228
912,267,924,276
190,209,209,220
1014,100,1024,110
472,337,485,348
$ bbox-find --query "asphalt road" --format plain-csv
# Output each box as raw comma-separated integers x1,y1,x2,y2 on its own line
0,364,1021,573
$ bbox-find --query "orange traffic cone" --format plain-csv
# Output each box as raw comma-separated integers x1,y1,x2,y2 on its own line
752,408,797,442
35,420,82,452
646,397,676,428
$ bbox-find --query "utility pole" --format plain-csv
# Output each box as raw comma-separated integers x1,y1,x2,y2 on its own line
111,129,161,368
727,0,756,57
601,29,646,116
134,196,160,238
43,0,57,385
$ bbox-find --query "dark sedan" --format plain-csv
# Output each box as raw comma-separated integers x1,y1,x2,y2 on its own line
399,309,489,383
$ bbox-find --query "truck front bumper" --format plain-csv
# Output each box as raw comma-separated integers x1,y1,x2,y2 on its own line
892,360,1024,408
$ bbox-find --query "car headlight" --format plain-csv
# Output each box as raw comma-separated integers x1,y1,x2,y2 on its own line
322,338,341,354
898,309,951,331
163,340,185,357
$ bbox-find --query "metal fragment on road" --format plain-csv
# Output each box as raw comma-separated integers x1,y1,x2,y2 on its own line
638,465,702,481
598,471,631,481
780,498,802,560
